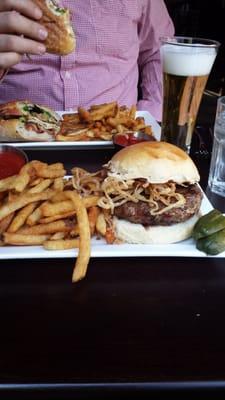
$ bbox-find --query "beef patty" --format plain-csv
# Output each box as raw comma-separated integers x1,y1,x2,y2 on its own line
114,184,202,226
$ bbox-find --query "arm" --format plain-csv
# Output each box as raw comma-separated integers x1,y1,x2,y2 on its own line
0,0,48,77
137,0,175,121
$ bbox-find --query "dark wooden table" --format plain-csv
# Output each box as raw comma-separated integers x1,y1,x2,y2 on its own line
1,95,225,400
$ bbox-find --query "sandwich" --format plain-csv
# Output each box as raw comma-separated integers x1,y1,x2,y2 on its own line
98,141,202,244
0,101,61,141
33,0,76,55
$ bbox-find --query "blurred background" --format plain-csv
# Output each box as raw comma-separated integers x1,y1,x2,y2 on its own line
165,0,225,95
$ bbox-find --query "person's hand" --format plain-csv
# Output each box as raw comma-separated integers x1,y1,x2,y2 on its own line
0,0,48,69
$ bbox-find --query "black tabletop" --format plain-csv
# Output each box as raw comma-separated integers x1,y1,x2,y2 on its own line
1,95,225,400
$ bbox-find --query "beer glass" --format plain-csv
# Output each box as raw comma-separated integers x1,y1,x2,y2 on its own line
160,36,220,153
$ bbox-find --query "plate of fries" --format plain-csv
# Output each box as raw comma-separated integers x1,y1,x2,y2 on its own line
8,103,161,149
1,160,224,285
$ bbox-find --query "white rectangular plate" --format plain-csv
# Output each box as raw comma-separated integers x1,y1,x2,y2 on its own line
1,191,225,260
1,111,161,150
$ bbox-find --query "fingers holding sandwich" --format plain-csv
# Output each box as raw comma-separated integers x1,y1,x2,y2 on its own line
0,0,48,69
32,0,76,55
0,0,43,20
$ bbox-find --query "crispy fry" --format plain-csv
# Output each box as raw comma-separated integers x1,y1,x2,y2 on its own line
0,175,16,192
96,212,107,236
14,171,30,192
7,202,38,233
88,206,100,236
26,201,46,226
50,192,68,202
41,195,99,217
64,191,91,282
56,133,91,142
78,107,91,122
0,189,55,221
62,113,80,123
50,232,66,240
18,219,75,235
0,212,15,234
3,232,49,245
28,179,53,193
44,238,79,250
29,178,43,187
52,178,64,191
39,211,76,224
35,165,66,179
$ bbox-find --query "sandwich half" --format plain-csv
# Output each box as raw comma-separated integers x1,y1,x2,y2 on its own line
33,0,76,55
0,101,61,141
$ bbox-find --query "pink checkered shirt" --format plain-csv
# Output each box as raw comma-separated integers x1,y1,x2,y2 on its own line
0,0,174,121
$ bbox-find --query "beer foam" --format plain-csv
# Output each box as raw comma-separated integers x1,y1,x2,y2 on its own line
161,44,217,76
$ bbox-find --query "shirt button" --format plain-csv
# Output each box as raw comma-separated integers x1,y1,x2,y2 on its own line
65,71,71,79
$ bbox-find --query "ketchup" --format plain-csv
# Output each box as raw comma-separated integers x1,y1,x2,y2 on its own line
0,149,27,179
114,133,154,148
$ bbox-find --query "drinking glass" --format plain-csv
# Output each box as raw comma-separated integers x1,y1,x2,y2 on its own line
208,96,225,197
160,36,220,153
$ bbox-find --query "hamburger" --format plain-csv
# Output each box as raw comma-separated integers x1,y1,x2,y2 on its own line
33,0,76,55
98,141,202,244
0,100,61,141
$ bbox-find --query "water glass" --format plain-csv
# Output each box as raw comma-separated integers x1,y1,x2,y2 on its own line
208,96,225,196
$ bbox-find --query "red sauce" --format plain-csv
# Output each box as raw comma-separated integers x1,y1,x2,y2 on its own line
114,133,152,147
0,150,27,179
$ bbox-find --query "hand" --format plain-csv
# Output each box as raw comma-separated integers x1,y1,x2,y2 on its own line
0,0,48,69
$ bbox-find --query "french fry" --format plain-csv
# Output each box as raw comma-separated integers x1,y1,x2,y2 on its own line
0,189,55,221
29,178,43,187
50,192,68,202
50,232,66,240
44,238,79,250
0,212,15,234
36,166,65,179
7,202,38,233
18,218,75,235
3,232,49,245
52,178,64,191
26,201,46,226
39,211,76,224
78,107,91,122
62,113,80,123
0,175,17,192
41,195,99,217
96,212,107,236
88,206,100,236
14,171,30,192
28,179,53,193
64,191,91,282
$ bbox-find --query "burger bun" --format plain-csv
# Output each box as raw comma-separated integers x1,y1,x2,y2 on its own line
114,213,200,244
107,141,200,184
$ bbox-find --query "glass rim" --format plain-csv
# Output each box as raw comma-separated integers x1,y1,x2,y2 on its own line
0,144,28,162
160,36,220,48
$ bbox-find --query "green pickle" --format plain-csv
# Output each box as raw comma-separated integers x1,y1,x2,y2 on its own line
192,209,225,240
197,228,225,255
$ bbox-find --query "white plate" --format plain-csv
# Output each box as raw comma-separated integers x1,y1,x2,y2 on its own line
2,111,161,150
1,191,225,260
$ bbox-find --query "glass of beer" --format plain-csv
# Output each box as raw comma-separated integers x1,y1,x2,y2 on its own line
160,36,220,153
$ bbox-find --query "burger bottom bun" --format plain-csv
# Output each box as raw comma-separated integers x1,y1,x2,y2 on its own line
114,214,200,244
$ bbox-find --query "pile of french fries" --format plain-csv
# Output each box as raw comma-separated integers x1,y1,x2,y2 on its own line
0,162,113,283
56,102,153,141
